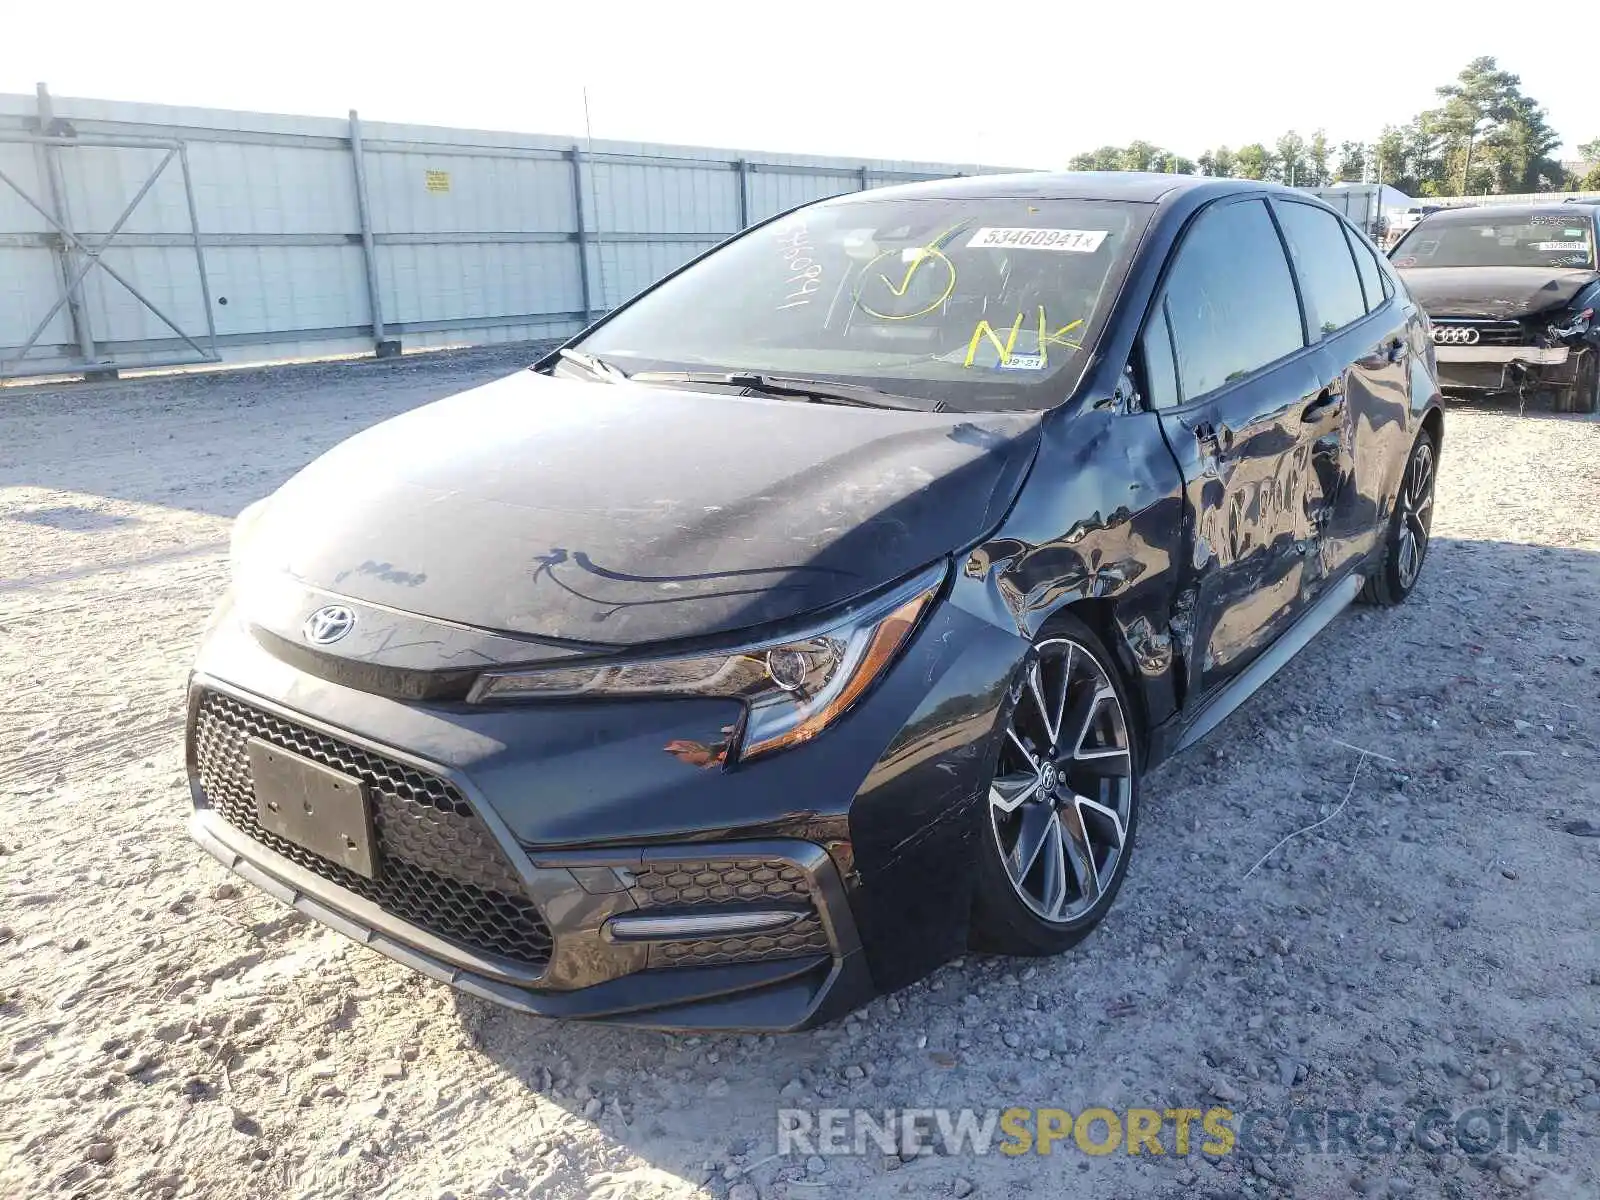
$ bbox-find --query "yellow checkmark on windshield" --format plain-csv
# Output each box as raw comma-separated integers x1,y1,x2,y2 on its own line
880,251,930,297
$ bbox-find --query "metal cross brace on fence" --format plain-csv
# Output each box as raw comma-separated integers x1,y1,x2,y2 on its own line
0,130,219,379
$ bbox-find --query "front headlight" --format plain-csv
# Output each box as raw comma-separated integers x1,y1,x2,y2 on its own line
1547,307,1593,341
467,562,946,761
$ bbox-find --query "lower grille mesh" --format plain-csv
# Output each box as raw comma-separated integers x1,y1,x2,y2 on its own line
630,859,831,968
652,919,831,967
191,690,552,969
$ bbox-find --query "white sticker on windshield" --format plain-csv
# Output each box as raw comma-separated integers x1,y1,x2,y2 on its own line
1535,240,1587,251
997,353,1045,371
966,227,1108,253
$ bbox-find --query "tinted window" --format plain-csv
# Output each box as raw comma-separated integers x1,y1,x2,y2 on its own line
577,196,1153,413
1163,198,1303,400
1140,300,1179,410
1275,201,1368,335
1345,225,1386,312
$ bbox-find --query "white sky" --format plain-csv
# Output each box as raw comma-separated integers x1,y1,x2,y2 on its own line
4,0,1594,164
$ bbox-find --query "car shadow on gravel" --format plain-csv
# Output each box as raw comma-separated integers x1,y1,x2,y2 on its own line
433,535,1600,1198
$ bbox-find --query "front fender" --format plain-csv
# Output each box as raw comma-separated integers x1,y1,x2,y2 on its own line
956,402,1188,749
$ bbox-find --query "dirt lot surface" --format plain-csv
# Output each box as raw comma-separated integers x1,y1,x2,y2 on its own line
2,348,1598,1200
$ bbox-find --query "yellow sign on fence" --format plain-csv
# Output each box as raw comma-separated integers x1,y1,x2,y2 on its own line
424,169,451,194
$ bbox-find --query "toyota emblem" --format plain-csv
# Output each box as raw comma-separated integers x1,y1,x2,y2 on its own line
303,605,356,645
1431,325,1480,345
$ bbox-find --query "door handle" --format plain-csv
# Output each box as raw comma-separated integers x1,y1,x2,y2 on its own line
1384,336,1406,363
1194,420,1233,455
1301,387,1345,422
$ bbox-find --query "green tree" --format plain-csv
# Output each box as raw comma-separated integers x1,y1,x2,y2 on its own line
1307,130,1332,187
1233,143,1277,181
1275,131,1307,185
1335,140,1368,183
1069,142,1194,174
1197,146,1237,177
1118,140,1164,172
1425,56,1562,193
1578,138,1600,190
1068,145,1124,171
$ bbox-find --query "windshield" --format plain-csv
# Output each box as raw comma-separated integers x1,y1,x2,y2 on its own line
573,195,1151,412
1393,213,1596,270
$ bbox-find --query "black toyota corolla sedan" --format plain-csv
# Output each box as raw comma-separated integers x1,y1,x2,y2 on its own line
189,173,1443,1031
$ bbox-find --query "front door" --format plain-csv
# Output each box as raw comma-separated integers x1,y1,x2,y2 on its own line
1140,195,1328,701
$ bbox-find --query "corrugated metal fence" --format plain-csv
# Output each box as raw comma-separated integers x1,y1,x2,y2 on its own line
0,86,1016,380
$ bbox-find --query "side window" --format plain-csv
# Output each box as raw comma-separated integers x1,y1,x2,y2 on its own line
1344,223,1386,313
1274,200,1368,336
1139,299,1179,410
1163,198,1304,400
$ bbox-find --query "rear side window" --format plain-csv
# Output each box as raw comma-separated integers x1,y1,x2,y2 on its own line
1345,225,1386,313
1162,198,1304,400
1274,201,1368,336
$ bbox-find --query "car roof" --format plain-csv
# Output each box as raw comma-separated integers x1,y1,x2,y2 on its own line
819,170,1294,206
1418,202,1599,225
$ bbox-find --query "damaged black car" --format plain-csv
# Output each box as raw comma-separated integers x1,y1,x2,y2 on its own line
188,174,1444,1031
1390,203,1599,412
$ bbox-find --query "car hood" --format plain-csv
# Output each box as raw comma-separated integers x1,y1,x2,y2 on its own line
242,370,1040,651
1397,266,1600,320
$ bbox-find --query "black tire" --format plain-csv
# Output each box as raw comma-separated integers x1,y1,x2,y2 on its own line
1566,349,1599,415
1359,427,1438,606
970,614,1142,956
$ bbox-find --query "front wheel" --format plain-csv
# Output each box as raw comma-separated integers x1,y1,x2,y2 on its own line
1359,428,1437,606
1562,349,1599,415
970,616,1141,956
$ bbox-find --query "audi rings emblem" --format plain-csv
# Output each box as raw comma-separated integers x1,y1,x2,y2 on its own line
304,604,357,645
1432,326,1480,345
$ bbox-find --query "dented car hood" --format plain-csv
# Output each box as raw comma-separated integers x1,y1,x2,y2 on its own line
244,370,1039,647
1398,266,1600,321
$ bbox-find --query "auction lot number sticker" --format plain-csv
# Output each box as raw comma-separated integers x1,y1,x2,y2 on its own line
966,227,1108,253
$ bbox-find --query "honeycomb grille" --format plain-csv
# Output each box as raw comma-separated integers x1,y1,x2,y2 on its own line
191,690,552,969
651,915,831,968
631,860,813,908
631,859,830,968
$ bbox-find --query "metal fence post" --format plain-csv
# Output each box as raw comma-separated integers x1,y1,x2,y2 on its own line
33,83,108,377
735,159,749,230
859,165,869,191
348,110,398,357
569,146,593,324
175,142,220,361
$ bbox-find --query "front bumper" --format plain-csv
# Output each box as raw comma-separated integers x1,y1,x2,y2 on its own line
184,590,1023,1030
1432,345,1569,365
186,673,872,1030
191,805,869,1030
1432,344,1572,392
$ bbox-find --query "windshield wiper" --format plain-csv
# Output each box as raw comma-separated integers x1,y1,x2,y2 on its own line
626,370,945,412
555,347,630,382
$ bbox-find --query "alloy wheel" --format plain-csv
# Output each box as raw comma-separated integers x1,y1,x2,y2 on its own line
988,638,1133,925
1396,440,1435,590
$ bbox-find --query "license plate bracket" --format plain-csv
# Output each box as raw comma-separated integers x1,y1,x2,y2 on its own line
248,739,376,879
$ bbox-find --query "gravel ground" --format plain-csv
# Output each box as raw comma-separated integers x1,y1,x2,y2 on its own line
2,348,1598,1200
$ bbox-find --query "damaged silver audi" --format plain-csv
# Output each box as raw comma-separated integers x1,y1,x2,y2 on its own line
1391,202,1599,412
